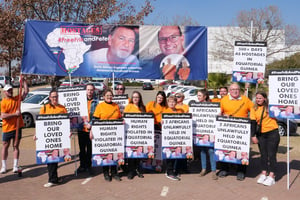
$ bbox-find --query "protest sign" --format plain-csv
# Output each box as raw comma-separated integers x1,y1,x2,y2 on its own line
189,102,220,147
161,113,193,159
91,120,125,166
124,113,154,159
214,116,250,165
35,114,71,164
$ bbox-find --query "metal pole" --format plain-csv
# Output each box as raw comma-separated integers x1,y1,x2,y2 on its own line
287,118,290,190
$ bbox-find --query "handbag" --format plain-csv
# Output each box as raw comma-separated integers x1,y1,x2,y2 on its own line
256,106,265,136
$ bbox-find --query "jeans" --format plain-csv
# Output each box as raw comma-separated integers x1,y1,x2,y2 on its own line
258,129,280,173
200,147,216,171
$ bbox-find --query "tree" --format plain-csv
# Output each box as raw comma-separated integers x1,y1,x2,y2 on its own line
210,5,300,63
207,73,230,89
0,0,154,77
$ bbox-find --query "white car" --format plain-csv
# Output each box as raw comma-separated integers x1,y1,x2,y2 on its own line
21,90,50,128
183,89,220,105
89,82,107,91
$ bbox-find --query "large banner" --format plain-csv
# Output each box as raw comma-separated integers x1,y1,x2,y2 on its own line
35,114,71,164
57,86,88,130
232,41,267,84
161,113,193,159
21,20,207,80
91,120,125,166
214,116,251,165
189,102,220,147
124,113,154,159
268,70,300,119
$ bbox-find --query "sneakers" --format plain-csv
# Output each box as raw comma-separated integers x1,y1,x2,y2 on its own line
263,176,275,186
43,182,57,188
212,171,218,180
13,166,19,173
155,165,162,172
104,174,112,182
218,170,227,178
199,169,206,177
257,174,267,184
0,167,6,174
236,172,245,181
136,169,144,178
113,175,122,181
166,174,181,181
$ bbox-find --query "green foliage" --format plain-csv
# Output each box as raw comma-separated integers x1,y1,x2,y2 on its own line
267,52,300,73
207,73,231,89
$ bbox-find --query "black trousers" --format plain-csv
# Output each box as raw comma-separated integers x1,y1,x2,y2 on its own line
257,129,280,173
220,162,247,174
78,131,92,169
128,158,141,174
103,166,117,176
166,159,178,176
47,163,58,183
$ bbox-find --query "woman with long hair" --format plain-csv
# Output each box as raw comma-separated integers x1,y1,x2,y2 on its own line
250,91,280,186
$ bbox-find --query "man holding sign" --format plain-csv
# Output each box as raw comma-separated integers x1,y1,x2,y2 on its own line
219,83,253,181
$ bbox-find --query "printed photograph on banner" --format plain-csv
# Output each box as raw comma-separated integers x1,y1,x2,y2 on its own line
36,148,72,164
162,146,193,159
194,134,214,147
214,116,251,165
92,153,123,166
232,71,265,84
21,21,207,80
269,105,296,119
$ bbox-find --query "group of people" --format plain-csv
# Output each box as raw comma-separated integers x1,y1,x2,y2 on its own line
1,81,280,188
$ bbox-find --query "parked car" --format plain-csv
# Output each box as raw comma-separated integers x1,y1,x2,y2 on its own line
142,82,153,90
0,76,11,88
277,118,298,136
21,90,50,128
12,76,20,87
89,82,107,91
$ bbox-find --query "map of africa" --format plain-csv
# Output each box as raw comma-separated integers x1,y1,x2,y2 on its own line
46,28,91,73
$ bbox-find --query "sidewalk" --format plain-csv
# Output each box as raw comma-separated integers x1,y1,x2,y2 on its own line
0,128,300,200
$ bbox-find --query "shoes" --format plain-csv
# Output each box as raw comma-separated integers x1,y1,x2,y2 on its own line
113,175,122,181
263,176,275,186
104,174,112,182
87,168,94,176
75,167,86,174
43,182,57,188
127,172,134,180
199,169,206,177
257,174,267,184
13,166,19,173
136,169,144,178
155,165,162,172
166,174,181,181
0,167,7,174
218,170,228,178
211,171,218,180
237,172,245,181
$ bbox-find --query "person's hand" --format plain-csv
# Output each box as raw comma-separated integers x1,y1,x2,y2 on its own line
69,132,73,138
33,135,37,141
15,110,21,116
89,130,94,140
251,136,258,144
86,123,91,130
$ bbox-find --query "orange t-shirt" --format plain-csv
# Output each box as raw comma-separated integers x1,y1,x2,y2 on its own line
175,104,189,113
162,64,176,80
146,101,166,124
39,104,67,115
163,107,184,114
1,95,24,133
220,95,254,118
93,102,121,120
177,68,190,80
250,106,278,133
211,98,221,103
124,103,142,113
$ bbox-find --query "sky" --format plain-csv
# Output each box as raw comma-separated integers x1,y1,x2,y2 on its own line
142,0,300,28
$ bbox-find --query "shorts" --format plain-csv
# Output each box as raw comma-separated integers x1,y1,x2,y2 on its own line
2,129,22,142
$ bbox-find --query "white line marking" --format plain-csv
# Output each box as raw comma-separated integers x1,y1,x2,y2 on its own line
160,186,169,197
81,177,92,185
21,168,31,173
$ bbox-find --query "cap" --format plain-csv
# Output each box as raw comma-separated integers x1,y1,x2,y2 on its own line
3,84,13,91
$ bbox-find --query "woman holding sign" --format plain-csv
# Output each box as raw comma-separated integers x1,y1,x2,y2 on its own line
197,89,218,180
146,91,167,172
92,89,122,182
36,89,68,188
124,91,146,179
250,91,280,186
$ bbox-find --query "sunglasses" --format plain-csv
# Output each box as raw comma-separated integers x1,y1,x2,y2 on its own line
116,88,124,91
175,95,182,98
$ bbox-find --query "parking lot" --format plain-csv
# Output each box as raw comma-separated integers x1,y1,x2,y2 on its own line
1,85,300,199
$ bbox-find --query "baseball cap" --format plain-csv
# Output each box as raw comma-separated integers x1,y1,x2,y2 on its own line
3,84,13,91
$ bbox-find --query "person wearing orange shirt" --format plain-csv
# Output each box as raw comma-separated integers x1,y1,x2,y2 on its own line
163,96,184,181
37,89,68,187
175,92,189,113
146,91,167,172
211,87,228,103
1,80,28,174
76,83,99,175
218,83,254,181
177,60,190,80
92,89,122,182
124,91,146,179
162,58,177,80
250,91,279,186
